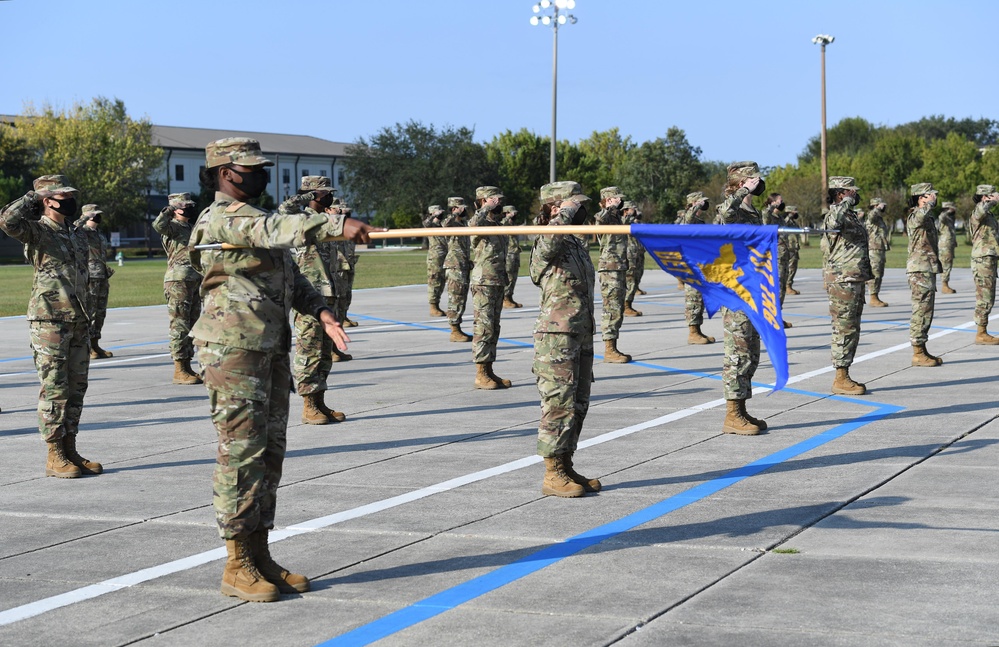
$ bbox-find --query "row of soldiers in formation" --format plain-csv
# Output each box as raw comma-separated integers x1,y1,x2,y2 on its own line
3,140,998,604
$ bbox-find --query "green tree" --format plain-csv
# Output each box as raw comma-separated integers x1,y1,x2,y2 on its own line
897,115,999,147
912,132,982,199
577,128,634,191
484,129,550,216
0,122,33,192
618,127,704,222
16,97,164,231
800,117,881,163
341,121,494,228
853,132,925,191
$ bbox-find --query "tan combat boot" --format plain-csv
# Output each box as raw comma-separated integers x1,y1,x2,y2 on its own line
722,400,761,435
173,360,202,385
475,363,499,390
563,453,601,493
976,325,999,345
486,362,512,388
636,288,648,296
429,302,446,317
832,367,866,395
541,456,585,497
783,320,793,329
603,339,632,363
787,286,800,295
301,393,332,425
250,529,310,594
315,393,347,423
342,317,358,328
221,537,280,602
941,281,956,294
502,297,522,309
63,434,103,474
911,343,943,367
624,302,643,317
89,338,113,359
687,325,716,345
869,293,888,307
449,322,472,342
331,348,352,362
739,400,768,431
46,440,82,478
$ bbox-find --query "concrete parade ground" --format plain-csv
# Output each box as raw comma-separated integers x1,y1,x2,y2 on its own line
1,266,998,647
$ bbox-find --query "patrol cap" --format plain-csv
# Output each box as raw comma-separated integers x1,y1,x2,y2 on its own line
727,161,761,181
502,205,517,214
869,197,886,207
600,186,625,200
475,186,503,200
33,174,78,197
685,191,706,206
447,197,465,208
910,182,938,196
976,184,997,196
941,201,956,210
829,176,860,191
540,181,590,204
168,192,196,207
300,175,335,193
428,204,444,214
622,201,638,210
81,204,102,216
205,137,274,169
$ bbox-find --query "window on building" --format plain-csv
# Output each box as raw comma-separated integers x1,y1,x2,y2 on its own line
319,170,326,178
265,169,271,182
175,164,184,182
282,168,290,184
338,171,345,185
301,169,309,177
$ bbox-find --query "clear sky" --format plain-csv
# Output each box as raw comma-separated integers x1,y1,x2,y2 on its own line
1,0,993,169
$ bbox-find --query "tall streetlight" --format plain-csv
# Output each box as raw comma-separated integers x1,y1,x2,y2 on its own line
531,0,577,183
812,34,834,203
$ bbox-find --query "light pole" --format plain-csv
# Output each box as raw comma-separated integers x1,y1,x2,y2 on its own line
812,34,834,204
531,0,577,183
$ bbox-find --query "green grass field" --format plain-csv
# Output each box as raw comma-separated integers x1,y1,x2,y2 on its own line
0,240,975,317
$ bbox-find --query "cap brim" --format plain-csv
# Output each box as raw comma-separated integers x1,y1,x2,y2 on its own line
576,194,591,202
37,187,79,197
233,154,274,167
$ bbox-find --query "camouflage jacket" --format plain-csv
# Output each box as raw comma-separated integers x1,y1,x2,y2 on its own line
502,215,520,259
152,208,202,282
761,204,789,253
469,207,508,286
970,202,999,258
788,232,802,251
189,191,344,353
442,214,470,271
822,197,872,283
279,204,335,297
865,211,891,252
906,206,942,274
0,195,90,322
622,212,646,270
719,188,762,226
530,204,596,335
77,225,113,280
423,214,448,261
937,211,957,251
595,205,628,271
679,205,706,225
331,240,354,273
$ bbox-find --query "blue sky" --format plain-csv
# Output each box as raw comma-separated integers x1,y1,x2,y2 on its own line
1,0,993,169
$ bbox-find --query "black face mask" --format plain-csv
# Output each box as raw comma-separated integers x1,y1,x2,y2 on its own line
570,204,589,226
750,180,766,196
776,203,786,211
228,167,269,198
314,192,335,209
51,197,77,217
88,214,102,224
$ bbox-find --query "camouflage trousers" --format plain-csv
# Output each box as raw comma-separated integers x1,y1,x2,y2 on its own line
825,278,865,368
30,319,91,442
625,254,645,304
907,272,936,344
446,267,469,325
867,249,887,295
940,245,955,283
778,247,790,305
787,250,800,288
533,332,593,458
333,270,354,323
197,342,291,540
87,278,109,340
293,297,334,396
973,256,997,327
427,254,445,305
471,284,504,363
164,280,201,361
722,307,760,400
505,250,520,301
684,284,706,326
599,270,626,340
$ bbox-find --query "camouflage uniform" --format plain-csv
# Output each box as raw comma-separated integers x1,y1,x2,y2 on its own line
938,203,957,290
865,199,891,298
0,177,92,446
822,179,872,370
501,206,522,306
595,187,629,341
970,186,999,330
152,194,202,363
906,185,942,345
76,205,113,351
189,139,345,541
623,203,646,306
469,187,508,365
424,207,447,311
679,197,709,326
762,202,790,305
443,198,471,326
786,207,802,293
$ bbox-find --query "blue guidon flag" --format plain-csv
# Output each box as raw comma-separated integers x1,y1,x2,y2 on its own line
631,223,788,392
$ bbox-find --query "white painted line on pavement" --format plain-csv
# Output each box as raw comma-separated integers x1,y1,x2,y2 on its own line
0,353,172,379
